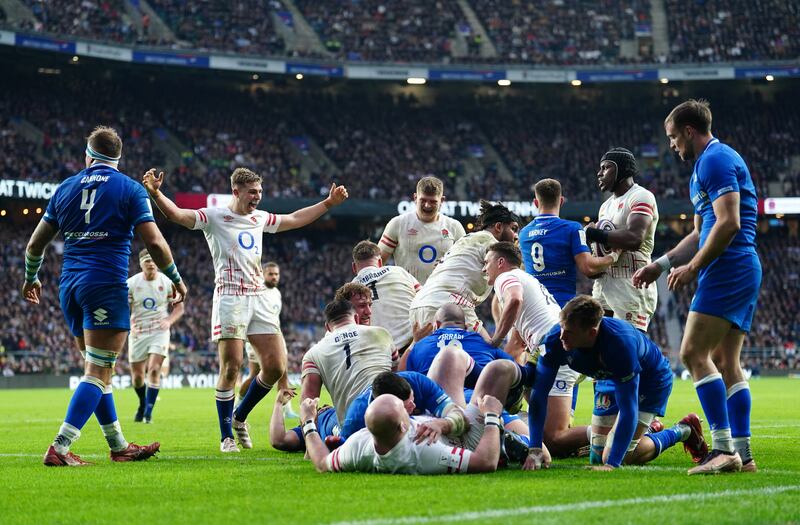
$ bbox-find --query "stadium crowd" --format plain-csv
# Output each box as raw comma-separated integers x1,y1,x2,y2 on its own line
4,0,798,64
3,75,800,205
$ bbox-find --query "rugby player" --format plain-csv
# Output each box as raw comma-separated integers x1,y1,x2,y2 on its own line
300,299,398,425
26,126,182,466
634,99,761,474
128,248,185,423
143,167,347,452
524,296,706,471
410,200,520,337
379,176,465,284
351,240,420,352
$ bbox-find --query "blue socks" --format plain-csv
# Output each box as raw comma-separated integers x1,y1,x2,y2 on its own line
216,388,235,440
646,427,683,458
694,373,733,452
95,387,118,425
65,377,105,430
144,384,160,419
234,376,272,422
727,382,751,438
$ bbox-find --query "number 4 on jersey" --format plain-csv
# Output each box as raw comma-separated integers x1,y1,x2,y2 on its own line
81,189,97,224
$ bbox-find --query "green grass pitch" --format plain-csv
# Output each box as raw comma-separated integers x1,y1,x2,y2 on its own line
1,378,799,524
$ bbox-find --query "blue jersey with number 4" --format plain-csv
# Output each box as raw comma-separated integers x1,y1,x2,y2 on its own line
43,164,154,285
519,214,590,307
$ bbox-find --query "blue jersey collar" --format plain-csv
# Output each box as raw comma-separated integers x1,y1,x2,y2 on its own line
696,136,719,162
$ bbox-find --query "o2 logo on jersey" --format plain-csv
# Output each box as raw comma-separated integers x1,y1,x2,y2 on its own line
142,297,157,311
238,232,260,254
418,245,437,264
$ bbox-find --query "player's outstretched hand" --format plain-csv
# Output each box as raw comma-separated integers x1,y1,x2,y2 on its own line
414,418,447,445
22,280,42,305
277,389,295,406
142,168,165,196
632,262,662,289
172,281,188,304
522,446,551,471
325,183,349,207
667,263,698,291
300,397,319,422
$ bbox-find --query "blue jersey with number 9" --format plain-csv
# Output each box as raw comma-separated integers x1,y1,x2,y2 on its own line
43,164,154,286
519,214,590,307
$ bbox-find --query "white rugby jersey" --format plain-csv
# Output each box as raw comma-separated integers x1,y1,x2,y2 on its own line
127,272,175,335
597,184,659,278
326,416,471,474
352,265,420,348
263,286,282,317
379,211,465,284
411,230,495,311
191,207,281,296
301,323,398,423
493,269,561,348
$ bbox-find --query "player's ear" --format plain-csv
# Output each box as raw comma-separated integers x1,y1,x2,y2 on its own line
376,258,383,268
325,322,332,332
533,198,539,209
411,192,417,202
559,196,565,207
352,262,357,274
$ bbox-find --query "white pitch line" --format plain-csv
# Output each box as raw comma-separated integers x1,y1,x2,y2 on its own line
328,485,800,525
0,453,305,463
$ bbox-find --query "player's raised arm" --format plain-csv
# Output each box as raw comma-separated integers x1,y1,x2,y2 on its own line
142,169,197,229
21,219,59,304
276,183,349,232
269,389,303,452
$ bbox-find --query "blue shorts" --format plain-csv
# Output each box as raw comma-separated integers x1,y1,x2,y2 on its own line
59,281,130,337
691,252,761,332
593,374,672,418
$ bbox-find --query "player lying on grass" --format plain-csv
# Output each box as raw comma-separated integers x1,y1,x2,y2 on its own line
269,389,339,453
524,295,707,471
301,355,536,474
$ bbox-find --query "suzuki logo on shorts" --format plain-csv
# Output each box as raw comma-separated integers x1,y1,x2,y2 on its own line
93,308,108,322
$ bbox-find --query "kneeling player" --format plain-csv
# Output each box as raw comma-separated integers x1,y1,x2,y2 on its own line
525,296,707,471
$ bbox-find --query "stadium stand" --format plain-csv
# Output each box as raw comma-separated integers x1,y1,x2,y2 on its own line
665,0,800,63
293,0,464,62
469,0,651,65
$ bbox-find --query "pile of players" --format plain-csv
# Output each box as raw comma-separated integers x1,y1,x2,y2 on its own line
26,99,759,476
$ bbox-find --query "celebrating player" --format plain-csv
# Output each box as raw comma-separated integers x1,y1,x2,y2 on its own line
143,166,348,452
351,240,420,352
25,126,184,466
410,201,520,337
379,176,465,284
524,296,706,471
634,99,761,474
128,248,185,423
300,299,398,425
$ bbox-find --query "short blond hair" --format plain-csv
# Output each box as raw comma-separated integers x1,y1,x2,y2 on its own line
231,167,262,187
416,176,443,196
87,126,122,159
335,282,371,302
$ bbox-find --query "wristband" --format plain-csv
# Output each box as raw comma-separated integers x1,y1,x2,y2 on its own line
160,262,183,285
585,227,609,245
444,411,466,436
25,251,44,284
655,254,672,273
302,420,318,437
484,413,502,429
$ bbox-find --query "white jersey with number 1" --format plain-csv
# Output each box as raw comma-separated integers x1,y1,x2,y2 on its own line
379,211,465,284
301,324,398,423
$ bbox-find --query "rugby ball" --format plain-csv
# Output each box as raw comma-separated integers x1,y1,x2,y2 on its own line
590,219,616,257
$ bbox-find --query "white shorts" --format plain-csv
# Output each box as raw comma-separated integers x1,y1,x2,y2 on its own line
409,305,483,333
592,276,657,330
212,293,280,342
549,365,581,397
128,331,170,363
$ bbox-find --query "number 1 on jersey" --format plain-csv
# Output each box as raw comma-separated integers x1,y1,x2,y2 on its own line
81,189,97,224
343,342,352,369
